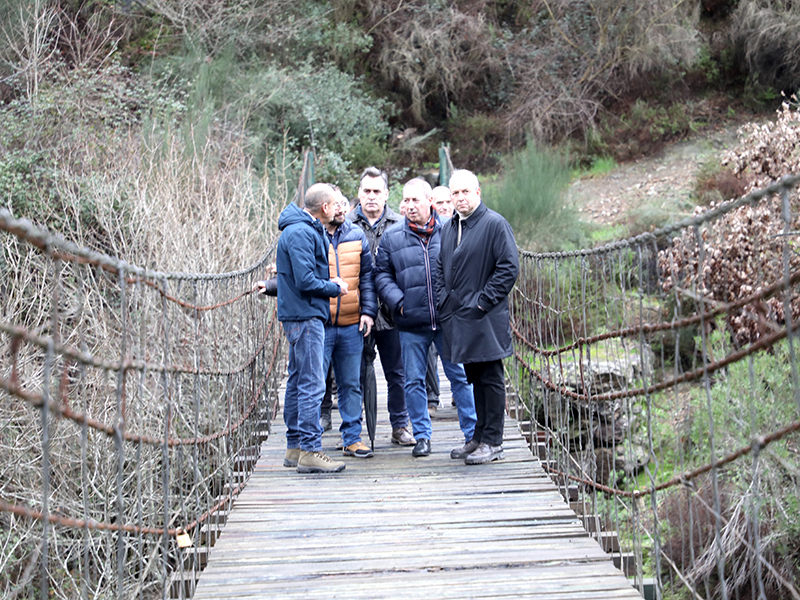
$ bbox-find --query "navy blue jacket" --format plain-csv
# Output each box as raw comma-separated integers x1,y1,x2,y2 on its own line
276,203,341,322
374,217,442,333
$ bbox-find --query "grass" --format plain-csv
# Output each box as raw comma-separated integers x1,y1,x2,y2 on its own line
574,156,618,179
483,140,584,252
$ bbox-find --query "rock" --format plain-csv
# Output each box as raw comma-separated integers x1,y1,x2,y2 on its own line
541,342,654,477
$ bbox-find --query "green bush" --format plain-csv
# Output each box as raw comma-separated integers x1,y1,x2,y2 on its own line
482,141,581,251
154,50,391,186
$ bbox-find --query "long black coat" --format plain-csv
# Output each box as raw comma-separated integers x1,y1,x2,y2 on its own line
435,202,519,364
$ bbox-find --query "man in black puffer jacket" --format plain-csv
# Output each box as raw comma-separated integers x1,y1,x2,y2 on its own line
347,167,414,447
374,178,477,458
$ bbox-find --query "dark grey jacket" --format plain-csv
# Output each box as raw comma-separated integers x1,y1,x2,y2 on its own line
435,202,519,363
347,204,402,331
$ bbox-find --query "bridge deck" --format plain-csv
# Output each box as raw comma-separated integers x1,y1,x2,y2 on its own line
192,363,641,599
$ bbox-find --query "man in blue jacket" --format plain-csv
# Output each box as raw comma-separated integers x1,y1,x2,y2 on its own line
276,183,349,473
374,178,477,458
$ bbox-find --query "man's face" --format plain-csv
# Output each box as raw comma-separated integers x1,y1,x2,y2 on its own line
318,195,336,225
450,174,481,216
431,188,454,218
400,182,432,225
330,193,347,226
358,175,388,219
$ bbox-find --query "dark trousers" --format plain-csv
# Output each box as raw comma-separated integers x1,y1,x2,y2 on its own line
463,360,505,447
365,328,408,430
425,342,440,404
321,364,335,415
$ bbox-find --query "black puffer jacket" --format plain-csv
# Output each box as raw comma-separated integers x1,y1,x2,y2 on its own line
347,204,402,331
435,202,519,364
374,217,442,333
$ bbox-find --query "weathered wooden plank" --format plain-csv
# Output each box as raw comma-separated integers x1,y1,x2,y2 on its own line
189,359,640,599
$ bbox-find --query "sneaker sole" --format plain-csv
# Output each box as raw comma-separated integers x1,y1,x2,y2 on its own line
391,438,416,446
343,451,374,458
296,464,346,473
465,451,505,465
283,459,298,467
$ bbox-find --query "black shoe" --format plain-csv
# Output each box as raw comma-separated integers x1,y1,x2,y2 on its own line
412,438,431,457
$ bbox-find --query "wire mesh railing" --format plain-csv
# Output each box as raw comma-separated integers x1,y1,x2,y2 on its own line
508,174,800,600
0,207,283,600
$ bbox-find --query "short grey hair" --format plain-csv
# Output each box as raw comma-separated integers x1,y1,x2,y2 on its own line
449,169,480,190
403,178,432,200
359,166,388,191
304,183,335,214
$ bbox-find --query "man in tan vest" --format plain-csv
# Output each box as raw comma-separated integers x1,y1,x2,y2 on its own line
323,189,378,458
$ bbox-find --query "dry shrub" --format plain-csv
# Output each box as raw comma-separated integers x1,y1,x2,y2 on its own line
660,476,800,600
694,164,749,205
506,0,700,144
723,99,800,188
732,0,800,93
659,100,800,345
372,3,503,124
1,21,286,596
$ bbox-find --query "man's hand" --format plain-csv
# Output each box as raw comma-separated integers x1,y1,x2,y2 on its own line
256,280,267,294
331,276,349,296
359,315,374,337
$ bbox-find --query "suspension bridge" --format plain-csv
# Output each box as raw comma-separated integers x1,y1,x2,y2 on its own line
1,170,799,600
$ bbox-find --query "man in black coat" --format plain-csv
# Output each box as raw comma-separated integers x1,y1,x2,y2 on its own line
435,169,519,464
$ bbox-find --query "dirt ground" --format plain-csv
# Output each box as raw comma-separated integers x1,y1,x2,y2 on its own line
568,122,746,227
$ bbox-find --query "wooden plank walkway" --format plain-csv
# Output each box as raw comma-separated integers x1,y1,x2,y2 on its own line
192,360,641,599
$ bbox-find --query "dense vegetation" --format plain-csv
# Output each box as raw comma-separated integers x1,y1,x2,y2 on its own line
1,0,799,253
1,2,800,598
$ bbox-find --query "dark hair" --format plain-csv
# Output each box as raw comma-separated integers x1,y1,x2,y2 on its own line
359,166,388,191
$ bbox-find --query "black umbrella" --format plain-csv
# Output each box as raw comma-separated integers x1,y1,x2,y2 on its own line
361,333,378,450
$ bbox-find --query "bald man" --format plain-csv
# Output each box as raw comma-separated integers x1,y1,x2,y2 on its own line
275,183,349,473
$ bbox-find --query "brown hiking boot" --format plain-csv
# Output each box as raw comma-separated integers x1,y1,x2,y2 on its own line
391,427,415,446
343,441,374,458
296,450,346,473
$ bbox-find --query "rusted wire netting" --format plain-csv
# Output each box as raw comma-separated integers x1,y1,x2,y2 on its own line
508,174,800,600
0,208,283,600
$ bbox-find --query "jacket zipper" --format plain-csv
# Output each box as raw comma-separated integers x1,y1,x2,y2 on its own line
333,233,341,325
419,236,436,331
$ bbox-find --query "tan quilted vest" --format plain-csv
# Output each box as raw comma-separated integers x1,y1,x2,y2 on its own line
329,240,362,326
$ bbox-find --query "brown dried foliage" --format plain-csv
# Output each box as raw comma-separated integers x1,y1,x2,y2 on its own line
659,100,800,345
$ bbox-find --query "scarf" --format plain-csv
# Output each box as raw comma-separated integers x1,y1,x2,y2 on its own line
407,210,436,243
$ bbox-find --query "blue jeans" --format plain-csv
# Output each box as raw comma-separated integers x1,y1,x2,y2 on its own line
282,319,325,452
398,329,476,442
324,324,364,447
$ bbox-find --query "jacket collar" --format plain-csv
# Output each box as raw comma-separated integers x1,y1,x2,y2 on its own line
453,201,487,229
